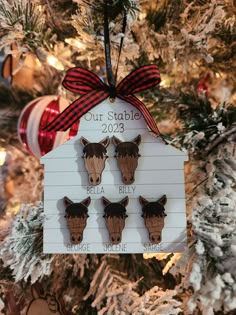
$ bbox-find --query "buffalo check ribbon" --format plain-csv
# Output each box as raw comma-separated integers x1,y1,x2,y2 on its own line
43,65,166,142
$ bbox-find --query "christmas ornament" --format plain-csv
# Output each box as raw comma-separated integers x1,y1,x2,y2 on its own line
1,43,39,89
64,196,90,244
139,195,167,244
102,196,128,245
197,72,210,97
81,136,110,185
18,95,79,158
42,99,188,254
112,135,141,185
42,66,166,143
26,285,62,315
41,7,188,254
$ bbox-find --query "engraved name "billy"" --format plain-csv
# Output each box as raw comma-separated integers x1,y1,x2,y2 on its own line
119,186,136,194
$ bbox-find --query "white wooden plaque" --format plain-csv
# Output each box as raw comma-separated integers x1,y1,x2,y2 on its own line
41,98,188,254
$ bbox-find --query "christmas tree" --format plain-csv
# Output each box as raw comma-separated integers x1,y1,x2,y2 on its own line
0,0,235,314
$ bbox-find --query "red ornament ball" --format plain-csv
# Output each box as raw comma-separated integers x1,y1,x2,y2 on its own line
18,95,79,158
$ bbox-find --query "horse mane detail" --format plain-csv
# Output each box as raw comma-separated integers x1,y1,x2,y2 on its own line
102,196,128,244
64,197,90,244
82,142,107,158
112,135,141,185
80,136,109,185
139,195,167,244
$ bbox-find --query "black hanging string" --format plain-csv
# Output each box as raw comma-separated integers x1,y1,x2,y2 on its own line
114,12,127,83
103,0,127,99
104,0,115,90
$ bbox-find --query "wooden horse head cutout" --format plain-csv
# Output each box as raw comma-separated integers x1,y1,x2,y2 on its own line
139,195,167,244
81,136,110,186
2,43,38,89
102,196,128,244
64,196,90,244
112,135,141,185
26,285,62,315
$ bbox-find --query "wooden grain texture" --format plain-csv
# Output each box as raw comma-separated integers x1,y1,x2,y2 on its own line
41,99,188,253
140,195,167,244
2,44,38,89
102,196,128,244
113,135,141,184
26,286,62,315
64,197,90,244
81,136,109,186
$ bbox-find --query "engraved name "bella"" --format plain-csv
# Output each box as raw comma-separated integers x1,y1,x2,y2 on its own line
87,186,105,194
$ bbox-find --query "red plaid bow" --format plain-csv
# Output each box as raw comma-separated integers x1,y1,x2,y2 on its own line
43,65,165,141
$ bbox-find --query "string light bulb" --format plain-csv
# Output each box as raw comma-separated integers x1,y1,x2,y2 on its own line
0,148,6,166
65,38,86,50
46,54,64,71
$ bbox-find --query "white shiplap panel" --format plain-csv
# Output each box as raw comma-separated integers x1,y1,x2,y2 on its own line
43,197,186,215
42,142,187,160
44,169,185,186
45,212,187,229
43,241,186,254
42,156,186,172
43,183,186,200
41,98,188,254
44,226,186,245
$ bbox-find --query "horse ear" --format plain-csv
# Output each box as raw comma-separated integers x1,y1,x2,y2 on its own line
80,196,91,208
132,134,141,146
100,136,110,148
64,196,74,207
80,136,90,147
1,55,13,78
102,196,111,207
2,44,20,79
31,285,40,299
112,136,122,147
157,195,167,206
139,196,149,206
120,196,129,207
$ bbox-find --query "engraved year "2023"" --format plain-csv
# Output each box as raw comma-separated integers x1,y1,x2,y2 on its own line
102,123,124,133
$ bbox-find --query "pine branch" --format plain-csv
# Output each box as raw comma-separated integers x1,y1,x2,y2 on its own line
77,0,139,19
173,100,236,157
0,0,46,50
172,127,236,314
83,256,181,314
0,202,53,284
